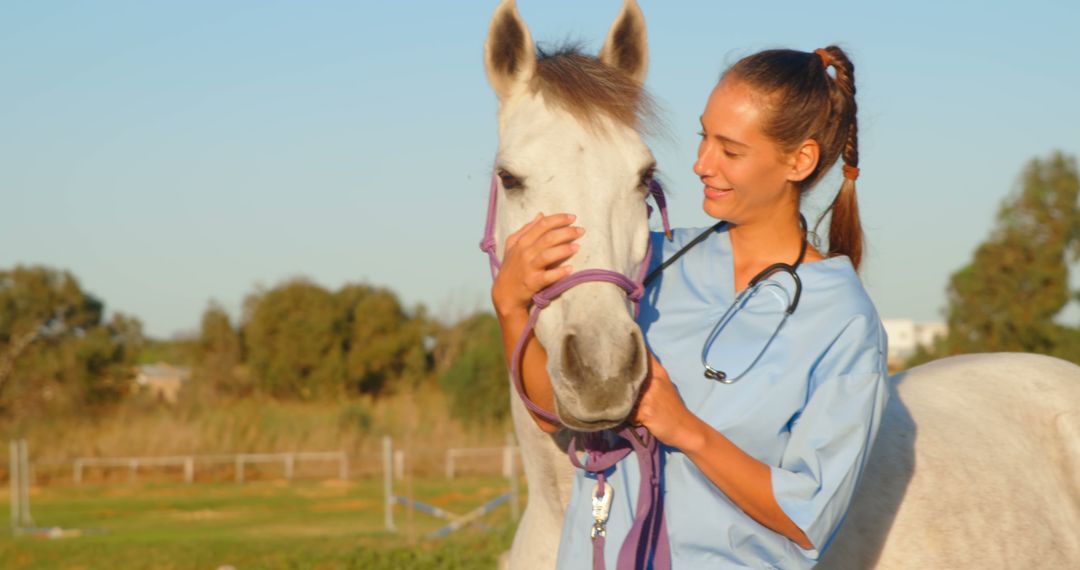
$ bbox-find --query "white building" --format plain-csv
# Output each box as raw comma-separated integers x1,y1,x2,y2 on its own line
134,363,191,404
882,319,947,368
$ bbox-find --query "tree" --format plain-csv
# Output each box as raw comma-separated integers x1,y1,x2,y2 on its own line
338,284,427,395
193,301,244,397
437,312,509,427
240,279,430,399
913,151,1080,366
0,265,144,416
242,279,344,400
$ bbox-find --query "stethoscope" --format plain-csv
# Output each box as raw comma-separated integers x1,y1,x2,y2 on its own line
643,214,808,384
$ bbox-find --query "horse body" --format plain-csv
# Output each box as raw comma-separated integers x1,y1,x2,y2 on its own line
821,353,1080,569
483,2,1080,568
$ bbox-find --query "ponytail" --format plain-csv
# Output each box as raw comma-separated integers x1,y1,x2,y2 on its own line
814,46,864,271
827,169,863,270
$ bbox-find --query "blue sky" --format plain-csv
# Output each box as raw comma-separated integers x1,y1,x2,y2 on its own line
2,1,1078,338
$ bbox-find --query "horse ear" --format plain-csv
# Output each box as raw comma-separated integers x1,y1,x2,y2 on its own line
484,0,536,102
599,0,648,84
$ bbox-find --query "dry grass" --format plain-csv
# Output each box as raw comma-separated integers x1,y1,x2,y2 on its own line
6,384,512,484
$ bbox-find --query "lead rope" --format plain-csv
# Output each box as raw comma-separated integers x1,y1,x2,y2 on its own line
568,427,669,569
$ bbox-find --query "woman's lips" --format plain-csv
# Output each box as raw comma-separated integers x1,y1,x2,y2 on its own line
704,185,733,199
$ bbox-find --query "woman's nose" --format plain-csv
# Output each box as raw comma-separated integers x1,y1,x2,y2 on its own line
694,148,715,178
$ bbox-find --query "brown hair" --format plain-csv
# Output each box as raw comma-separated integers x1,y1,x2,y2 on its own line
530,45,657,135
722,46,864,270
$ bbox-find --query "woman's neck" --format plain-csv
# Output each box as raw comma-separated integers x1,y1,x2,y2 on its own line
727,210,824,292
728,214,809,266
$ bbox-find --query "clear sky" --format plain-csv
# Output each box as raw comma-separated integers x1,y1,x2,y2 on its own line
2,1,1078,338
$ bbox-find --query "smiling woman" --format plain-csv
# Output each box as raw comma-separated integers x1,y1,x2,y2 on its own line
546,44,887,569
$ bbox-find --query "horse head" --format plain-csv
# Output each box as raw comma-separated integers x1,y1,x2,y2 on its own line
484,0,655,431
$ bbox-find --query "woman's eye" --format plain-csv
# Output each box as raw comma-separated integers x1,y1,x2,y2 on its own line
723,150,740,158
696,130,706,139
497,169,523,190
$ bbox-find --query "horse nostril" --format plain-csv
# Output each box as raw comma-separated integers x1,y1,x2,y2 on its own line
624,329,644,380
563,333,586,380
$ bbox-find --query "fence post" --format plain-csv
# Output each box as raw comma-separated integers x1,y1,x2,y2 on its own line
445,450,453,479
383,436,395,532
506,433,520,521
284,453,294,481
19,440,32,527
394,450,405,481
9,441,18,530
129,459,138,484
235,455,245,484
338,451,348,481
184,457,194,484
73,459,83,486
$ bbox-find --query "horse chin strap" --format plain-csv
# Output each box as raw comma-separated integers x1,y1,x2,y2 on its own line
479,171,673,570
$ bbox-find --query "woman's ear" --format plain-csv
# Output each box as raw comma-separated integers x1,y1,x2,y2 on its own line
787,139,821,183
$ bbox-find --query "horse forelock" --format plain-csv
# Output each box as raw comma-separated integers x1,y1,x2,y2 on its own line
530,45,657,135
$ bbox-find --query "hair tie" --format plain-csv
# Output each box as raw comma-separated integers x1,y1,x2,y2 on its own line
814,48,833,69
842,164,860,181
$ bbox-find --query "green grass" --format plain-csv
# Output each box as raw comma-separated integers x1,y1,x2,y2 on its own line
0,477,520,569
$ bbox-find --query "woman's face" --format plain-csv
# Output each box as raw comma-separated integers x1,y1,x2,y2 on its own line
693,78,799,225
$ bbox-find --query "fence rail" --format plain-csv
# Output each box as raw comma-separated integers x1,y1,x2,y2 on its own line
3,440,525,488
71,451,350,484
445,446,522,479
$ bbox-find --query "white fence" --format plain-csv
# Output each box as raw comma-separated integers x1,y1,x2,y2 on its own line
8,440,523,487
72,451,348,484
9,438,524,539
445,446,522,479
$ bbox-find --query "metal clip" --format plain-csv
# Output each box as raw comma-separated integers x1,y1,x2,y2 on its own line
591,520,606,539
590,482,613,540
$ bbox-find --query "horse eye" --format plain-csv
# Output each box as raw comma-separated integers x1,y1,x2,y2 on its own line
498,169,523,190
639,167,656,188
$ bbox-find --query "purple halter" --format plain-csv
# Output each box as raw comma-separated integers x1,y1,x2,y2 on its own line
480,172,673,570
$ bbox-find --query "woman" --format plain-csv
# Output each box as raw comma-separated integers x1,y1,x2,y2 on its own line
492,46,889,568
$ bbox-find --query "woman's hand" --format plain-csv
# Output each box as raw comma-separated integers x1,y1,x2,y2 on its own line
491,213,585,318
632,352,704,450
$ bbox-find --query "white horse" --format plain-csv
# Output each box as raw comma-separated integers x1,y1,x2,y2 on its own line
482,1,1080,568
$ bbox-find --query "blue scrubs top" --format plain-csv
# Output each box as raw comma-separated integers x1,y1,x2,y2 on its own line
555,223,890,569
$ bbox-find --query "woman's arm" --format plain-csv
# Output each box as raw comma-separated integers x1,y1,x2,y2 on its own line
495,306,560,432
491,212,585,432
633,353,813,549
677,413,815,550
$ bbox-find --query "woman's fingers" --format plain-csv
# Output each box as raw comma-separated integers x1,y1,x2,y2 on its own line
533,265,574,290
648,352,670,383
506,212,543,251
517,213,577,250
532,242,579,269
522,265,572,293
494,212,583,314
536,225,585,250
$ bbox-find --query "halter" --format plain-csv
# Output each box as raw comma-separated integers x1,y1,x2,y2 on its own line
480,172,673,570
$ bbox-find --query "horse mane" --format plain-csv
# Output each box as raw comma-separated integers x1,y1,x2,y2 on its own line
531,44,657,134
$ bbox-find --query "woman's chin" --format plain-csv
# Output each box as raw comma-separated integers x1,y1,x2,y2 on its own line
702,199,732,220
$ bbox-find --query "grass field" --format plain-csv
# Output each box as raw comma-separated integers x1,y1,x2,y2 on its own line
0,476,520,569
